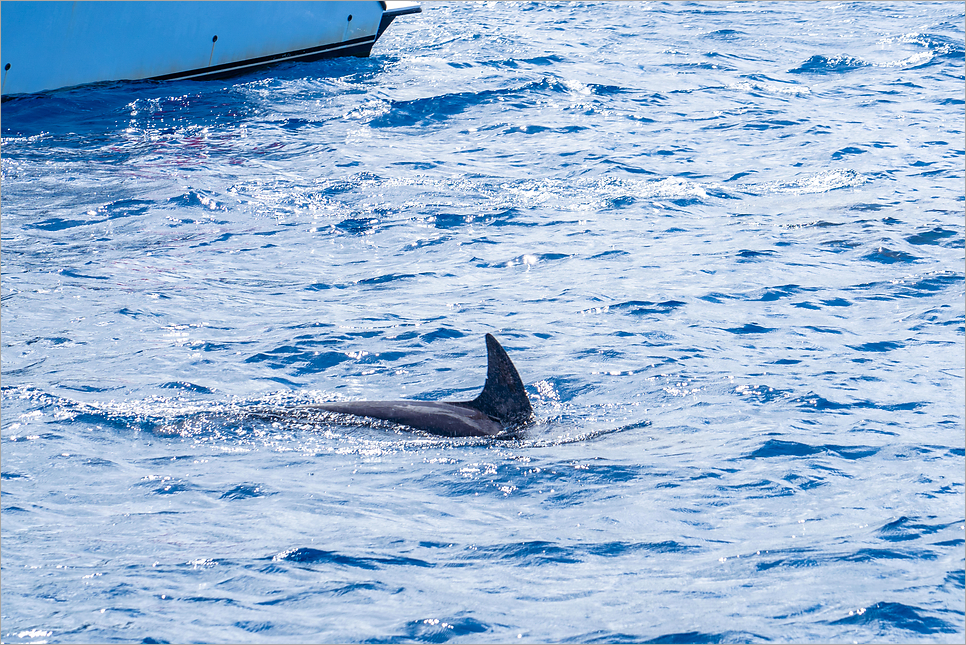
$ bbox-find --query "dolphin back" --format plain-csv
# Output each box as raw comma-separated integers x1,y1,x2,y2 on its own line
455,333,533,426
315,400,503,437
306,333,533,437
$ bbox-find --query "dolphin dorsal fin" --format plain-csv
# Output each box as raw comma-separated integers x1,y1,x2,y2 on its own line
461,334,533,425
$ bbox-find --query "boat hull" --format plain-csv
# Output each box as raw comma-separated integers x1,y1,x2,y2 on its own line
1,1,418,97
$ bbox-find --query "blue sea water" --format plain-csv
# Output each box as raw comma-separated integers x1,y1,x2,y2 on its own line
1,1,964,642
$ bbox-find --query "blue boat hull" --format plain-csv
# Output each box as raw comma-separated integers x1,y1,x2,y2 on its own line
1,1,419,97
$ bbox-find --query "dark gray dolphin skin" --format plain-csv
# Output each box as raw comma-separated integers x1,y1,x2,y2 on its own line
307,334,533,437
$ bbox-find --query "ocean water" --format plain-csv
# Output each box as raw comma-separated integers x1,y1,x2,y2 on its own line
1,1,964,642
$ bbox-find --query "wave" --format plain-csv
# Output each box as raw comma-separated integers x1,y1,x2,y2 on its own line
826,601,960,635
789,54,870,75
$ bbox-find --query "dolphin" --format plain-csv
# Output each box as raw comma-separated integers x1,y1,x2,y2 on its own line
303,333,533,437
